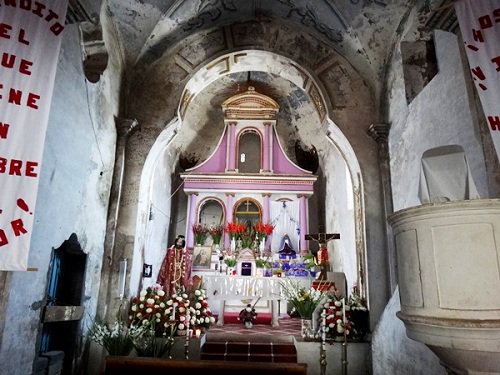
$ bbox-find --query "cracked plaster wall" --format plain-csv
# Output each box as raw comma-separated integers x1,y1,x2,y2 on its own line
0,18,119,374
371,29,491,375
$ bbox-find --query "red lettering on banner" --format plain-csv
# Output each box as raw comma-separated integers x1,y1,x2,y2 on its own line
0,219,29,246
0,24,30,46
466,43,479,52
491,56,500,72
0,84,40,109
31,1,46,16
0,229,7,246
488,116,500,131
479,15,493,29
18,29,29,45
0,157,39,177
0,122,9,139
11,218,27,237
494,8,500,22
2,1,65,36
1,53,33,75
472,29,484,43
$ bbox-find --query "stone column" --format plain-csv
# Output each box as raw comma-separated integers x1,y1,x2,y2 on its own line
186,193,198,249
98,117,139,319
263,122,271,172
298,195,308,255
368,123,398,293
262,193,270,223
226,122,237,172
224,193,234,249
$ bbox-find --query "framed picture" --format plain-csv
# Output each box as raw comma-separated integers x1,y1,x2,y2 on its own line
192,246,212,270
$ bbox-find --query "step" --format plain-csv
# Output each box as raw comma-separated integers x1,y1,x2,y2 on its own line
200,338,298,363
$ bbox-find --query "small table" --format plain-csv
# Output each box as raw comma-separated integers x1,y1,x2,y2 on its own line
203,275,311,327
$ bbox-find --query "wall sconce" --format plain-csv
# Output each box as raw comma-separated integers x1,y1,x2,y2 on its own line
117,259,127,299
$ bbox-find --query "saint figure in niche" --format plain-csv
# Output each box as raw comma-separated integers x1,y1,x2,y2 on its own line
278,233,296,258
157,235,192,295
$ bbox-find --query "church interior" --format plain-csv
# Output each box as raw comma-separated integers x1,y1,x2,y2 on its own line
1,0,500,374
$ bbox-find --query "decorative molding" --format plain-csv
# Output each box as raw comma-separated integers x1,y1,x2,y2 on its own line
279,1,343,43
207,56,231,74
179,89,194,120
182,0,238,32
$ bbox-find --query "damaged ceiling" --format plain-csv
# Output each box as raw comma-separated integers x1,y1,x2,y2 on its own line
72,0,456,163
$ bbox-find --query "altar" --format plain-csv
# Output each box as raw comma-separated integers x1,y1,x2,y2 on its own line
203,275,311,327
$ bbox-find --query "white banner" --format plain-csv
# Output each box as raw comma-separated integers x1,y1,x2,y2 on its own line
0,1,68,270
455,1,500,160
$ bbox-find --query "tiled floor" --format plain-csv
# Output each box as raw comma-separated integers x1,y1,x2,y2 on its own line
209,315,301,338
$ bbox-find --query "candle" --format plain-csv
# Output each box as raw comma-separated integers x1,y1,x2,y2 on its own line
185,319,190,337
195,329,201,338
342,298,346,323
322,308,326,342
171,309,175,321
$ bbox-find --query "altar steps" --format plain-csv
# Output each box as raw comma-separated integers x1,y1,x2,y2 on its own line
200,333,298,363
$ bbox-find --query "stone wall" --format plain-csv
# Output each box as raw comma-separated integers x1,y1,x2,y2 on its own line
0,20,118,374
371,28,490,375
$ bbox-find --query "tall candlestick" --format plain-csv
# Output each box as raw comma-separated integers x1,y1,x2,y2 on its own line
322,308,326,342
342,298,346,323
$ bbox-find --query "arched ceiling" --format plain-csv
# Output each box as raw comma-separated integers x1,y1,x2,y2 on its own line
107,0,419,82
91,0,452,169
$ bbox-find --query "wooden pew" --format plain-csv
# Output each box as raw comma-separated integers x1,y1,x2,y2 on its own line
104,356,308,375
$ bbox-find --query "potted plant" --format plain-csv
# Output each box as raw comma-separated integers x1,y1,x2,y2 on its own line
255,257,271,277
280,279,329,340
224,256,237,275
192,223,209,245
208,224,224,250
88,311,136,356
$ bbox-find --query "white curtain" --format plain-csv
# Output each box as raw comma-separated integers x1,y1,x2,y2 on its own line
269,201,300,253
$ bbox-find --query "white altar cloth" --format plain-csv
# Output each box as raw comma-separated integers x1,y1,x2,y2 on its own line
203,275,311,327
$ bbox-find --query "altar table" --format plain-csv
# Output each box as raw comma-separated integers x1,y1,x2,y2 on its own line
203,275,311,327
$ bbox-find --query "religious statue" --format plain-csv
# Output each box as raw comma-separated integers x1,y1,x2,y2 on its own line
315,242,330,281
157,235,192,296
305,231,340,281
278,233,296,258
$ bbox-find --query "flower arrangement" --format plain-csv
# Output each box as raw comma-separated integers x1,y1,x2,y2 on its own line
191,287,216,331
165,291,194,335
280,279,327,318
128,285,171,336
255,257,271,268
254,222,274,240
208,224,224,245
88,312,138,356
192,223,209,245
323,296,353,338
130,320,176,358
224,255,237,268
225,222,247,240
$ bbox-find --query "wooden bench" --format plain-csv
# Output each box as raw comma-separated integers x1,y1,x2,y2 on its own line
104,356,308,375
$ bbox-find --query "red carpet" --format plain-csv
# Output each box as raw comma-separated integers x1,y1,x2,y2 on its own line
221,312,272,325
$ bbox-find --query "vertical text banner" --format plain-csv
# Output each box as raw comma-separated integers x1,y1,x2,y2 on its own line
455,1,500,159
0,1,68,270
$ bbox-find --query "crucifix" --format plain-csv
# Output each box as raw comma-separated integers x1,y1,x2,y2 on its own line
305,230,340,281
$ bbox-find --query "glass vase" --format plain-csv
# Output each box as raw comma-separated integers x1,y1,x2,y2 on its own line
300,318,315,341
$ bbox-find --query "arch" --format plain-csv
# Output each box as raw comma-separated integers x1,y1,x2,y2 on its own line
132,49,368,301
178,50,328,122
198,197,226,227
237,128,262,173
233,197,262,227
